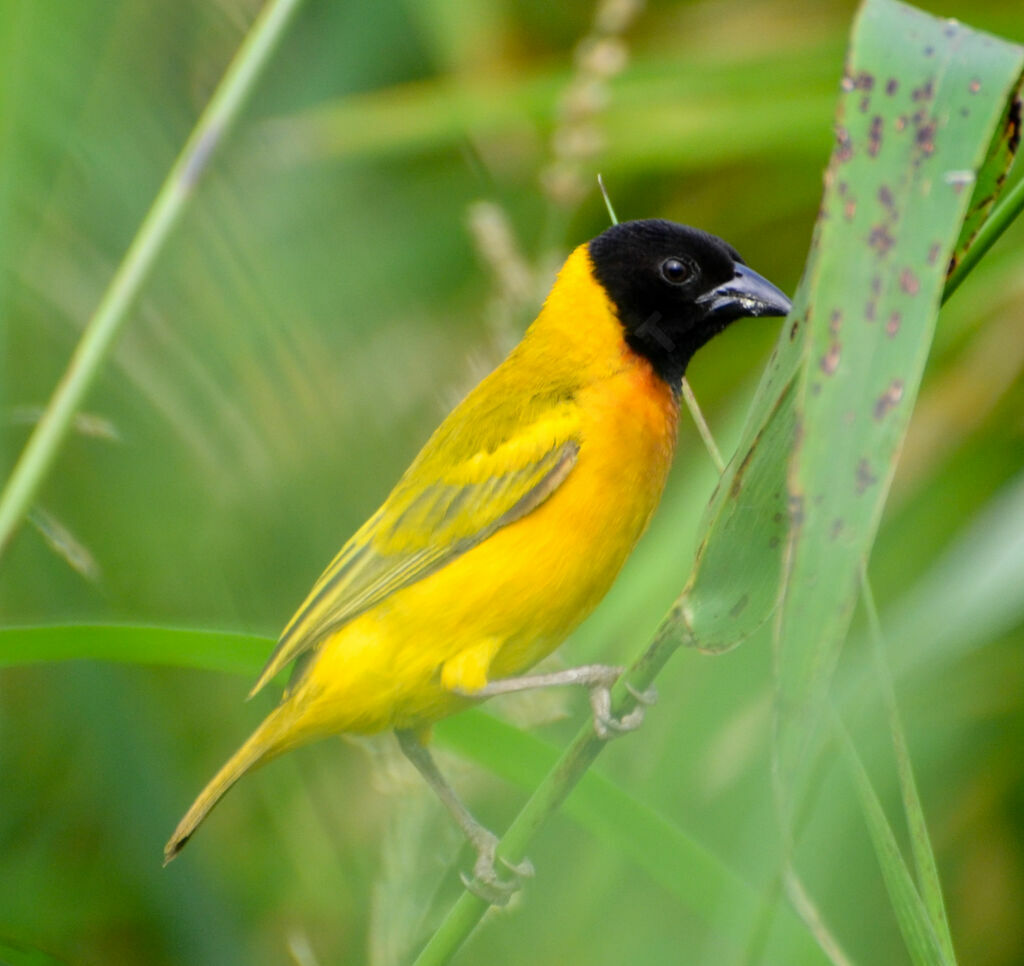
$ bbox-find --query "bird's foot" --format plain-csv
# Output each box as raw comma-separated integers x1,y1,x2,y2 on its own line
459,829,534,906
590,680,658,740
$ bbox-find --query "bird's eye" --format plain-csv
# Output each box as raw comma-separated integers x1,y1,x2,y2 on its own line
660,257,693,285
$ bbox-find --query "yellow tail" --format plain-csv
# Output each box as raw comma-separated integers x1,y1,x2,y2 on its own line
164,705,292,864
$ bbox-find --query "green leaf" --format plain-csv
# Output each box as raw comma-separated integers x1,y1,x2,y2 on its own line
668,0,1024,804
860,572,956,963
0,623,268,675
836,720,952,966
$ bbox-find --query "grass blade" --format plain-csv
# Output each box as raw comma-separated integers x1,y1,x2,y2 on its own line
860,571,957,962
0,623,268,675
0,0,307,560
835,718,951,966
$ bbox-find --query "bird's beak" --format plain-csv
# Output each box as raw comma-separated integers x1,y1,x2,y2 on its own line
697,263,792,321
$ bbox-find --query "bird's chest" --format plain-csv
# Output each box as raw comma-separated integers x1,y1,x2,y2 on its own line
486,361,679,671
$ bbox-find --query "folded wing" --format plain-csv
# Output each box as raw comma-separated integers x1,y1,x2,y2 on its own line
250,403,580,696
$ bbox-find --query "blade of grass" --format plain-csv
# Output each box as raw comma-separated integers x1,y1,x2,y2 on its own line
0,623,269,675
781,866,854,966
834,717,952,966
0,0,307,560
859,569,957,963
681,377,726,473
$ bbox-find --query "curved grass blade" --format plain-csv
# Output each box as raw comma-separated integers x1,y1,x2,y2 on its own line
835,719,952,966
0,623,269,675
859,571,955,962
0,0,307,560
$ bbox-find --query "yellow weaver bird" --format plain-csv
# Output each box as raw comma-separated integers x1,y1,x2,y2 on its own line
164,218,790,900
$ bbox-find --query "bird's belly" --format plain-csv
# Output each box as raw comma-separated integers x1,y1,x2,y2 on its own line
299,364,678,734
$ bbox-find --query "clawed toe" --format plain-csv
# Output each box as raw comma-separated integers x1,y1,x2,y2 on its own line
593,703,646,739
501,854,535,880
461,846,533,905
591,680,653,740
626,682,658,706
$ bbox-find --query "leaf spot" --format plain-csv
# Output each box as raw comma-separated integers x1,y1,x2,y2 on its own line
820,342,841,375
916,120,937,156
869,224,896,255
900,268,921,295
855,459,878,494
729,594,749,618
868,116,884,157
912,79,935,102
873,379,905,420
834,125,853,162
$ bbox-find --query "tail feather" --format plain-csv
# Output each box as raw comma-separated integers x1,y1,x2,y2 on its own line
164,706,290,864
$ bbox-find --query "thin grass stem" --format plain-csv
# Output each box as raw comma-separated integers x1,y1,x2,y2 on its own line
0,0,306,560
681,378,726,473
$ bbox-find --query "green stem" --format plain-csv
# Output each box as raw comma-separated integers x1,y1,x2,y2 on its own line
0,0,306,560
411,617,685,966
681,378,726,474
943,173,1024,303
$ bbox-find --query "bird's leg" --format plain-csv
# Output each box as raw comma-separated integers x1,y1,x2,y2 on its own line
394,728,533,905
458,664,657,740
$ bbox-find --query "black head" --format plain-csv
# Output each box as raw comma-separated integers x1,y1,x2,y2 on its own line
588,219,791,386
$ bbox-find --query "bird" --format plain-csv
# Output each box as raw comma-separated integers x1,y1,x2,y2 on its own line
164,217,790,901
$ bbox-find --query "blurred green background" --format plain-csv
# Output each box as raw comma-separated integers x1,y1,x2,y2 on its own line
2,0,1023,963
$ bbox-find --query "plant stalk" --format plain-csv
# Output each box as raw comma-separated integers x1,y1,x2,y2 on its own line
0,0,306,560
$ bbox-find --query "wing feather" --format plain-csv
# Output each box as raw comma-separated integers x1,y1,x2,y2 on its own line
249,404,580,696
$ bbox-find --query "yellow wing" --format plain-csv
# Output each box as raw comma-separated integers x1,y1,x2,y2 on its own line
249,399,581,696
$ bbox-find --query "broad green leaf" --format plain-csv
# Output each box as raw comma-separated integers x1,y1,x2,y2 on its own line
665,0,1024,799
772,0,1023,801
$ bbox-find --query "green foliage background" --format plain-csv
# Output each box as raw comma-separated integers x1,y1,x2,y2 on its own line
1,1,1023,964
